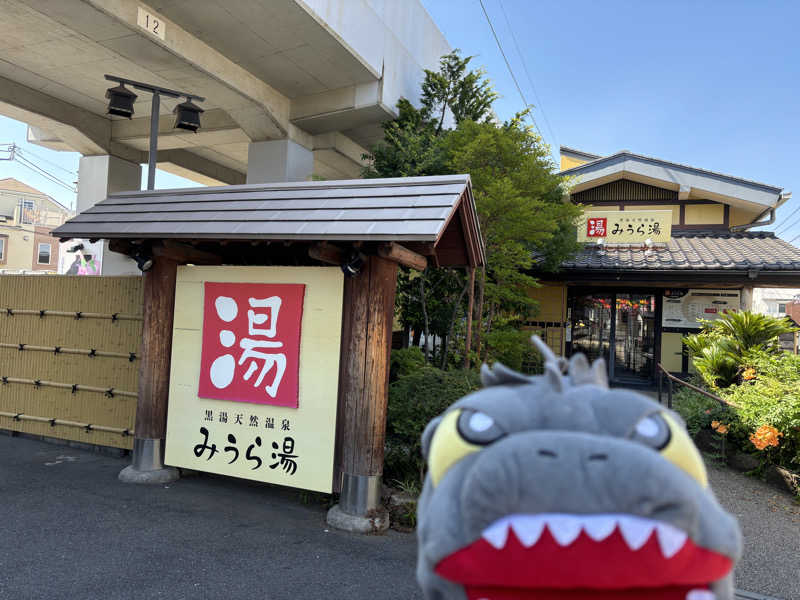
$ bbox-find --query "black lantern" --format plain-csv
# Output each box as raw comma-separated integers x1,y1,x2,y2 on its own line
341,250,366,278
133,252,153,272
173,98,204,132
105,84,137,118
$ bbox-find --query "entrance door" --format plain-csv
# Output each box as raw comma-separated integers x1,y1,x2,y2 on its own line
568,291,657,385
569,294,612,364
612,294,656,385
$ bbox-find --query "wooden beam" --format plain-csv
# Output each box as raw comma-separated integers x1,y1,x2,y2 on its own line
135,256,178,441
108,239,134,256
309,242,345,266
464,266,476,368
152,240,222,265
377,242,427,271
333,255,398,495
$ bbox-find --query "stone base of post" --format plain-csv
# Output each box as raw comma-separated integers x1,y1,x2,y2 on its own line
118,437,179,484
326,473,389,533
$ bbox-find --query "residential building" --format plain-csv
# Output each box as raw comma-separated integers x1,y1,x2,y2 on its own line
752,287,800,317
0,178,73,272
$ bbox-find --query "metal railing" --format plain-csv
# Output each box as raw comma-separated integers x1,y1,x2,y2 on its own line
657,363,735,409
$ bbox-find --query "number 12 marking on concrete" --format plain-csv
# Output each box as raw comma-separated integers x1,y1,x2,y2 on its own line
137,7,166,40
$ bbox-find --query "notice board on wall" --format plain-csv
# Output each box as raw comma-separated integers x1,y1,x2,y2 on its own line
164,266,343,493
662,289,740,329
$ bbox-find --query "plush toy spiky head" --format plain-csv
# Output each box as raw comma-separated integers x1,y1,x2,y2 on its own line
416,337,741,600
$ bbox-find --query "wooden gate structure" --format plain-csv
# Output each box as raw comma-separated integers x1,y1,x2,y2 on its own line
53,174,484,531
0,275,142,449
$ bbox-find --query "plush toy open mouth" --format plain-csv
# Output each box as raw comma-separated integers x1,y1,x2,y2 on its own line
434,513,733,600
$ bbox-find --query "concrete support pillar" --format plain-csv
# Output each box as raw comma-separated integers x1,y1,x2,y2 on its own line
119,255,180,484
75,156,142,276
741,286,754,312
246,139,313,184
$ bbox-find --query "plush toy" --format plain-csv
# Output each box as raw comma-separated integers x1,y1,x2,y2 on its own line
417,337,741,600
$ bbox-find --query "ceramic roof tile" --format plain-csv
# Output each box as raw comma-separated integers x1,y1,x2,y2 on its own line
557,232,800,272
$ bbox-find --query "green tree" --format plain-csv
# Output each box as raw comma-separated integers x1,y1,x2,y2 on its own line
421,51,498,133
364,50,579,368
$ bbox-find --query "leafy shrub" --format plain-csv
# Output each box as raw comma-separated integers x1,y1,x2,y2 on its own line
484,328,543,374
677,347,800,472
385,366,481,485
390,347,427,383
722,351,800,468
673,385,731,437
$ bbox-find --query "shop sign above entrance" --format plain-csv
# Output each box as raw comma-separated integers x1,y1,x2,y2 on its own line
165,266,344,493
577,209,672,243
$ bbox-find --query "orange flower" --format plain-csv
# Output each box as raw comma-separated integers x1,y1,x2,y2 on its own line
749,425,783,451
742,368,757,381
711,421,729,434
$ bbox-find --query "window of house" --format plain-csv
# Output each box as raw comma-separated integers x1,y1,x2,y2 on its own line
37,243,51,265
18,199,35,225
778,303,787,314
0,237,5,261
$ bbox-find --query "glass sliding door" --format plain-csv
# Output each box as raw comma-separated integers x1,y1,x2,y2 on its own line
613,294,656,384
569,294,612,364
569,291,657,385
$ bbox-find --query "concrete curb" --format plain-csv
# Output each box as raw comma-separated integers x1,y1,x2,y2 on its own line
326,503,389,534
118,464,180,484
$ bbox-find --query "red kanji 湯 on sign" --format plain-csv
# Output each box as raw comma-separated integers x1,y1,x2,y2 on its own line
198,282,305,408
586,218,607,237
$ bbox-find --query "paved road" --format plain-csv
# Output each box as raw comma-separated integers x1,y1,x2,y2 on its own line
0,434,421,600
0,434,796,599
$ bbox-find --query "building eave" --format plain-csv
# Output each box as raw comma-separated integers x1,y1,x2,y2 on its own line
560,151,784,210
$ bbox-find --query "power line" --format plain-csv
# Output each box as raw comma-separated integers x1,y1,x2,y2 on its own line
15,146,76,177
775,201,800,234
477,0,543,138
777,215,800,237
0,143,77,193
497,0,559,152
15,155,77,193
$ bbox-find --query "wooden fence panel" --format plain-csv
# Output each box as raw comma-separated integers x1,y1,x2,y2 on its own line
0,275,143,449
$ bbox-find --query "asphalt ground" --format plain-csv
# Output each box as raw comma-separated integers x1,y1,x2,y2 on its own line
0,434,420,600
0,434,796,600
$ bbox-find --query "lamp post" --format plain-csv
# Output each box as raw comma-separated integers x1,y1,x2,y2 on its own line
104,74,205,190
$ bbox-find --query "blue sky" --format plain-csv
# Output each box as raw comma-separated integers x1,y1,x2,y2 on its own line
1,0,798,242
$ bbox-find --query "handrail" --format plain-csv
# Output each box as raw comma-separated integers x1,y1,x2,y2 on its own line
657,363,738,409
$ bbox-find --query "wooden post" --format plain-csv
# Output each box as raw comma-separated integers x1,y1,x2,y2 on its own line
333,255,398,518
464,266,476,369
119,255,180,483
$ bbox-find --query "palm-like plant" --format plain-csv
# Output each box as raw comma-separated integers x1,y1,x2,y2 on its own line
708,311,796,354
683,311,798,388
692,343,740,389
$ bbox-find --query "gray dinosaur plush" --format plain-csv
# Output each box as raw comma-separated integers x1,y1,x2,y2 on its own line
417,337,741,600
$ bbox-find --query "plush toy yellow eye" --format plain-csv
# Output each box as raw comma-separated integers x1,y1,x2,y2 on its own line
428,410,485,486
632,412,708,487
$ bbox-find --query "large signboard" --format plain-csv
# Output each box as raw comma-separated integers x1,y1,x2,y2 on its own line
165,266,344,493
662,289,741,329
577,210,672,243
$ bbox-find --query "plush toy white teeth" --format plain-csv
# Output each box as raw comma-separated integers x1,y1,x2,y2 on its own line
480,513,689,559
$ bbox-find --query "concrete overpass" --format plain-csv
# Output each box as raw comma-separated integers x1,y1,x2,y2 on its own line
0,0,449,186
